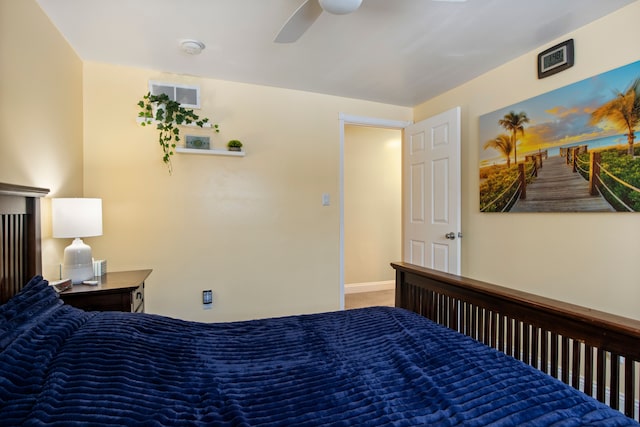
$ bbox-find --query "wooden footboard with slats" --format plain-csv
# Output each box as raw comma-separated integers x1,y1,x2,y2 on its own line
392,261,640,421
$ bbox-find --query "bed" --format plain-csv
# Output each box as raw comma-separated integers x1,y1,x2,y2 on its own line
1,182,639,426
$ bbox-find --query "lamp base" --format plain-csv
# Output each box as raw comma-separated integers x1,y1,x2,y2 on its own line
62,238,95,284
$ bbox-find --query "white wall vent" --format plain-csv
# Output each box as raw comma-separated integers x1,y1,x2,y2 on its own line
149,81,200,109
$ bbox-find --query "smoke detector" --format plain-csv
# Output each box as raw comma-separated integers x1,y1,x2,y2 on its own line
180,39,205,55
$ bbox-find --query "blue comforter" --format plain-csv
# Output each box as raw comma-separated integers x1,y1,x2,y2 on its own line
0,276,637,426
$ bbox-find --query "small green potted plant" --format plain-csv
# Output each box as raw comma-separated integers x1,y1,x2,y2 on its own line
137,92,219,174
227,139,243,152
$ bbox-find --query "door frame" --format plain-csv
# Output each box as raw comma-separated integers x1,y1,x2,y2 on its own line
338,113,412,309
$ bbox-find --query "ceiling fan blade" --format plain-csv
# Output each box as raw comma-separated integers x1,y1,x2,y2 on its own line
274,0,323,43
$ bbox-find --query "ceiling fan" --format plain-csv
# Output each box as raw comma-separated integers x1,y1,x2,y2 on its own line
274,0,363,43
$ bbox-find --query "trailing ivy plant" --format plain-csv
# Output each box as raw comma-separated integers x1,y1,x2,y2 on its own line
137,92,219,174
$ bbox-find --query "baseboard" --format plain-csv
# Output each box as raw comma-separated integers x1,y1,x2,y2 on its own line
345,280,394,294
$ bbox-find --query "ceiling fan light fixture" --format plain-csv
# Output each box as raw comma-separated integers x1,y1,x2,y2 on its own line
180,39,205,55
319,0,363,15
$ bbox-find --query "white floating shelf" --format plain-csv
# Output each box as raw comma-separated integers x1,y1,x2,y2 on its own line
175,147,245,157
136,117,213,128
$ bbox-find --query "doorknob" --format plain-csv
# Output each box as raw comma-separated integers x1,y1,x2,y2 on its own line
445,232,456,240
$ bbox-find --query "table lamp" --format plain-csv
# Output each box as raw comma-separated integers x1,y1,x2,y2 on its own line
52,198,103,284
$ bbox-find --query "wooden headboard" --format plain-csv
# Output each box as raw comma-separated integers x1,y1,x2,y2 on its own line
0,182,49,304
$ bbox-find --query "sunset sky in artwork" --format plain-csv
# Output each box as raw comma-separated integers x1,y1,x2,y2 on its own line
479,60,640,167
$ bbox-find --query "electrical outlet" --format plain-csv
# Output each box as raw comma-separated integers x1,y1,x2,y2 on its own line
202,290,213,305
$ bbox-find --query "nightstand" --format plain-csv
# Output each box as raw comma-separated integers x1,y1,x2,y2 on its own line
60,269,152,313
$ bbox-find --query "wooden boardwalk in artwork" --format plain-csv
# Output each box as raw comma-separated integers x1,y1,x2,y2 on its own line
510,156,615,212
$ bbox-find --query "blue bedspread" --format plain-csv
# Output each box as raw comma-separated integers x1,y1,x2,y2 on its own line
0,277,637,426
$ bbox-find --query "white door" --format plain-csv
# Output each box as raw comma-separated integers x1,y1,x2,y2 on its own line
403,107,461,274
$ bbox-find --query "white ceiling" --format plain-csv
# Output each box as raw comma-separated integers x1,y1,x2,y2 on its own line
36,0,635,107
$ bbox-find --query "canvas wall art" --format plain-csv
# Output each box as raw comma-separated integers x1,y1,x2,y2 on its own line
479,60,640,212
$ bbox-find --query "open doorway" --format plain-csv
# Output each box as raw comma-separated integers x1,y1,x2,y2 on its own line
338,114,411,309
343,125,401,307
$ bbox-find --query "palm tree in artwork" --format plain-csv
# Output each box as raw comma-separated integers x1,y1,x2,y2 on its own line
484,134,514,168
590,77,640,156
499,111,530,166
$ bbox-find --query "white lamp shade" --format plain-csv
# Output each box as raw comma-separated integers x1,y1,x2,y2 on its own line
52,198,103,238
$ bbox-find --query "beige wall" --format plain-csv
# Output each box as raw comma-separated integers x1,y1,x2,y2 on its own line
6,0,638,322
0,0,84,278
82,62,411,322
344,126,401,284
414,1,640,320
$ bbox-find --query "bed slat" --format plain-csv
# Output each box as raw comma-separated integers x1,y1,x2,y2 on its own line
625,361,635,415
562,336,570,384
611,354,620,410
597,348,606,402
585,344,594,397
572,339,581,390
